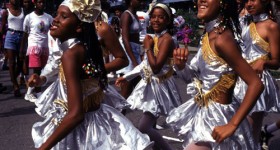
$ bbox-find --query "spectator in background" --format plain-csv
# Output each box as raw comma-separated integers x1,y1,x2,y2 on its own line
0,2,8,71
18,0,34,87
20,0,53,102
0,2,7,93
1,0,25,97
114,5,124,19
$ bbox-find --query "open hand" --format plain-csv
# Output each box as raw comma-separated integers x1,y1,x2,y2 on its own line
173,47,189,70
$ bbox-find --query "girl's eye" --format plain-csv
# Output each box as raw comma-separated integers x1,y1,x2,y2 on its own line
62,15,67,19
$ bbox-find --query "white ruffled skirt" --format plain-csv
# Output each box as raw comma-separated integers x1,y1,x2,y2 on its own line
32,81,152,150
103,85,130,111
166,98,257,150
127,76,181,117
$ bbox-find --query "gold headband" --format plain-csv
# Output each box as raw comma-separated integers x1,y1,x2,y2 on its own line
153,3,172,19
60,0,101,23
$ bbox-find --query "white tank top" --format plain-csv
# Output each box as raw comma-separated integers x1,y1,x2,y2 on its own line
7,8,24,31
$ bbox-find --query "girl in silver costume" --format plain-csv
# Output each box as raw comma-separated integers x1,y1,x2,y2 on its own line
234,0,280,148
116,3,181,150
27,0,152,149
166,0,264,149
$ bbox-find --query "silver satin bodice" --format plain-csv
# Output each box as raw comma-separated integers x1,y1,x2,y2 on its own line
167,33,256,150
176,33,234,95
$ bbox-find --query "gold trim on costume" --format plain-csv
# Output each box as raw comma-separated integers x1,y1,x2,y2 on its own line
81,79,104,112
201,33,226,65
59,64,66,85
156,68,174,83
249,23,270,52
194,74,236,107
58,64,104,112
153,36,159,56
143,66,174,83
249,54,269,65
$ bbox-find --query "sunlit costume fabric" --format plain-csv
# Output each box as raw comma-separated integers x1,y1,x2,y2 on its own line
166,32,256,149
32,38,152,150
122,35,181,117
234,14,280,113
41,33,129,111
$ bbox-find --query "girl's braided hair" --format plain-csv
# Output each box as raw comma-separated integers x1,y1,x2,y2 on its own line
78,23,108,89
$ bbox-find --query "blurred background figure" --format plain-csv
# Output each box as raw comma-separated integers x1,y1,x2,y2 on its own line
1,0,25,97
18,0,34,87
21,0,53,102
0,1,8,71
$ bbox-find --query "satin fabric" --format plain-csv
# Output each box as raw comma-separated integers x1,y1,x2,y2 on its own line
234,20,280,113
123,54,181,117
41,35,129,110
32,38,152,149
166,33,257,149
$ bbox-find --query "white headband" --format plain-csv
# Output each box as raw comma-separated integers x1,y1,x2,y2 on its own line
153,3,172,19
60,0,101,23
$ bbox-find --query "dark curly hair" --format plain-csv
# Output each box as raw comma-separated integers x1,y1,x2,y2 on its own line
220,0,241,35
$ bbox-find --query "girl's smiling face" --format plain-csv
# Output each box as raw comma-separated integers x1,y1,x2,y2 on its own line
197,0,220,22
50,5,81,42
150,7,170,33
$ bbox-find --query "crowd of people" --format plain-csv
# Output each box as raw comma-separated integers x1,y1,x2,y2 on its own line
0,0,280,150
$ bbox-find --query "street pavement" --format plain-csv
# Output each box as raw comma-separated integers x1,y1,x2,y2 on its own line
0,51,280,149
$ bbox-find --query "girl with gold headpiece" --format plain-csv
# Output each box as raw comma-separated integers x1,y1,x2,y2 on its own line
234,0,280,148
166,0,264,149
27,0,152,149
115,3,181,150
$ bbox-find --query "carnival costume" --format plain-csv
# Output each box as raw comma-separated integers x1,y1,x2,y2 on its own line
32,0,152,149
32,37,152,150
166,19,257,149
122,30,181,117
234,13,280,113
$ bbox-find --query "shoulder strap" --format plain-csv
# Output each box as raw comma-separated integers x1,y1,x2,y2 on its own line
125,10,135,20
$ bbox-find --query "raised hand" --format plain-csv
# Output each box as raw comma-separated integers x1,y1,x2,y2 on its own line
173,47,189,70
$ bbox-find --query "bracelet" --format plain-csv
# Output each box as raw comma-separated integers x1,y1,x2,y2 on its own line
144,48,152,53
